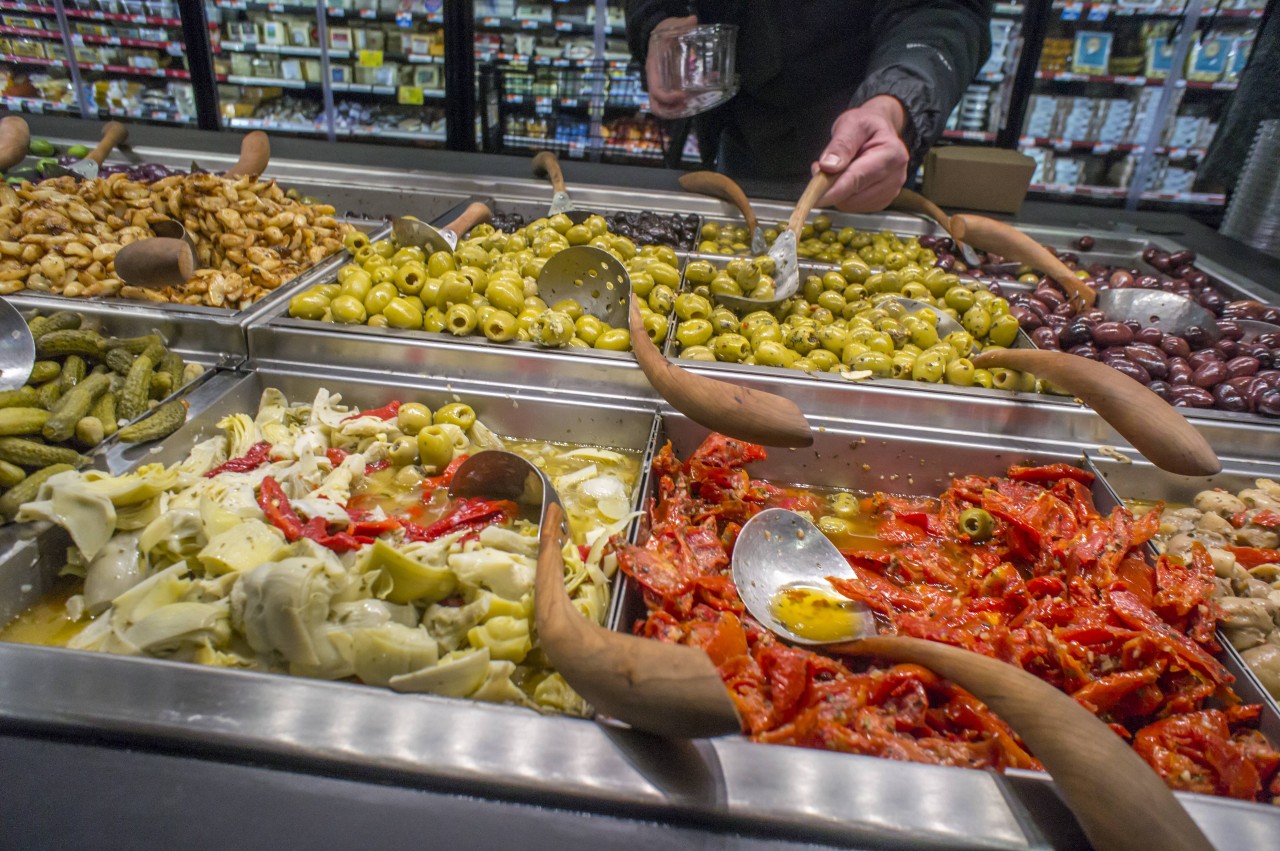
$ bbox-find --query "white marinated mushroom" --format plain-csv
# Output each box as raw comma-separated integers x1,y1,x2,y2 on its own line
1241,644,1280,699
1194,489,1246,516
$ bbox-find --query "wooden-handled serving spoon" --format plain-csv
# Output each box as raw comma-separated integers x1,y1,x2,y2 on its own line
628,297,813,448
678,171,766,254
950,213,1097,311
0,115,29,171
224,130,270,178
113,237,194,290
972,347,1220,476
888,188,983,267
732,507,1214,851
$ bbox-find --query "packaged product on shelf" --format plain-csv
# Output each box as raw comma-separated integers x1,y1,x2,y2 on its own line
1225,36,1253,82
1145,36,1177,78
1187,36,1231,82
1072,31,1113,76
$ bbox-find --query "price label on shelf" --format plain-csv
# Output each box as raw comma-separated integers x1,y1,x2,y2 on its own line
267,2,283,11
1093,143,1115,154
1086,3,1110,21
481,17,499,26
395,11,411,28
330,7,343,15
554,21,571,31
358,8,375,18
519,19,538,29
1060,1,1082,20
358,49,383,68
398,86,424,105
1169,147,1187,159
1052,138,1072,152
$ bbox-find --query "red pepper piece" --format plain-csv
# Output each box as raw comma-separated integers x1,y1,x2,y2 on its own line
1250,510,1280,529
1006,463,1095,485
364,458,390,476
342,400,401,422
300,516,368,553
345,507,402,539
403,497,517,542
205,441,272,478
1226,546,1280,569
423,454,468,491
325,447,350,467
257,476,303,542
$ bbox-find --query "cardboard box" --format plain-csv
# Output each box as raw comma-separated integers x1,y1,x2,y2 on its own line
922,147,1035,215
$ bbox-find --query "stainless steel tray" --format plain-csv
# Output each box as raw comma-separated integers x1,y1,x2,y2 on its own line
610,410,1280,846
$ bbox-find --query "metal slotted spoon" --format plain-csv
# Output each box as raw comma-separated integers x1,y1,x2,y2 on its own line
0,297,34,391
536,245,631,329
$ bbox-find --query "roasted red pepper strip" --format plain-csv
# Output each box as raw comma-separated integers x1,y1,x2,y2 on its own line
364,459,391,475
403,497,518,542
1226,546,1280,568
342,400,401,422
325,447,349,467
423,454,468,491
299,516,369,553
257,476,303,542
1006,463,1095,485
345,508,402,539
205,441,272,478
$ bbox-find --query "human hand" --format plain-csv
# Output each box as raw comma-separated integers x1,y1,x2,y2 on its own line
646,15,698,119
815,97,910,212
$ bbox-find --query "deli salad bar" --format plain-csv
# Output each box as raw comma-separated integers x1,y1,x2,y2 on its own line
2,115,1280,850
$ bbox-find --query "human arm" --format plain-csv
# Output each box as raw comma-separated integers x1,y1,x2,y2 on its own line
818,0,993,211
625,1,697,119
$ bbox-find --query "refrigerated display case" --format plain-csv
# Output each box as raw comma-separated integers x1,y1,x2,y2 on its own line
942,2,1032,144
208,0,446,144
0,2,79,116
1019,0,1264,210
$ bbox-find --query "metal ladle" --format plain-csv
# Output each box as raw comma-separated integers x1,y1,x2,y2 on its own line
392,201,493,255
0,297,34,391
731,507,1213,851
450,449,741,739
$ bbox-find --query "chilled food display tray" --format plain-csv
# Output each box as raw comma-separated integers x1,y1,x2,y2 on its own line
3,395,1279,848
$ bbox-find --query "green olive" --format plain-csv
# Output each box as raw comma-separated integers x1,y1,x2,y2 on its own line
551,299,583,321
574,314,604,345
991,367,1022,392
945,358,976,386
754,340,792,368
330,294,368,324
426,250,456,277
423,306,446,333
649,261,681,290
816,514,851,538
397,402,433,435
417,424,455,471
390,263,425,296
817,324,850,354
436,273,473,309
643,312,669,343
958,507,995,542
370,239,395,259
363,281,396,315
485,279,524,315
674,292,712,321
808,349,838,371
912,351,946,383
709,308,740,336
972,367,994,389
962,305,992,338
676,318,714,349
444,302,478,336
594,328,631,351
391,246,426,266
712,333,751,363
831,492,860,520
783,324,819,356
685,260,716,285
629,270,655,298
988,313,1020,348
481,309,518,342
289,289,330,321
565,224,591,246
679,345,715,361
944,286,976,313
648,284,675,315
849,350,892,376
434,402,476,430
529,309,575,347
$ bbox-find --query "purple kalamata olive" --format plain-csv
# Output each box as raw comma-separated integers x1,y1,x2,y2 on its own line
1053,301,1074,317
1258,332,1280,349
1184,325,1214,349
1109,359,1151,385
918,235,939,249
1126,347,1169,380
1225,300,1267,320
1169,358,1193,385
1045,313,1069,329
936,255,956,271
1215,340,1239,360
1170,386,1216,408
1077,235,1095,251
1011,306,1043,330
1122,319,1143,334
1135,274,1159,290
1110,270,1135,288
1169,249,1196,268
1262,307,1280,325
1126,342,1165,360
1198,290,1225,313
987,282,1008,300
1192,361,1228,388
1260,391,1280,417
1147,380,1173,400
1161,336,1192,359
1080,309,1107,323
1032,326,1059,348
1142,246,1158,263
1213,382,1250,413
1092,321,1135,347
1068,344,1099,360
1188,349,1224,369
1087,263,1109,279
1173,264,1196,280
1034,286,1066,308
1216,319,1244,341
1238,342,1268,361
1134,326,1164,346
1150,254,1172,273
1226,356,1261,378
1058,251,1080,266
1185,270,1209,287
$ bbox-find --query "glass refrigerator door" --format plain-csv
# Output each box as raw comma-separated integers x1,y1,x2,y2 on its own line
326,0,446,145
943,2,1027,144
0,1,80,116
66,0,195,125
208,0,330,137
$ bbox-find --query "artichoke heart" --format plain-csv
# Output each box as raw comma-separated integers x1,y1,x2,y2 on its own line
359,539,457,605
199,520,287,577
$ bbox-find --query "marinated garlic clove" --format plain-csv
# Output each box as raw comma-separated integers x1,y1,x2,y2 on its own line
1194,489,1245,516
1235,526,1279,549
1196,512,1234,537
1206,547,1238,579
1242,644,1280,699
1256,478,1280,500
1239,488,1280,512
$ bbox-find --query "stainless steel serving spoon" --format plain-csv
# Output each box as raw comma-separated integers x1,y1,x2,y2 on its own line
731,507,1213,851
0,297,34,391
450,449,741,739
393,201,492,255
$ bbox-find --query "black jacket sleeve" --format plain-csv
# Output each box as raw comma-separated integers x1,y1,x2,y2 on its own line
850,0,993,161
625,0,693,64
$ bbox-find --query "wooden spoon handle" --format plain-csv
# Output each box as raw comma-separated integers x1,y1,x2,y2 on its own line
890,188,952,230
787,171,835,236
532,150,567,194
0,115,29,171
113,238,193,289
536,503,742,738
950,213,1097,310
225,130,270,177
442,201,492,238
828,636,1212,851
88,121,128,167
678,171,759,235
972,347,1220,476
628,299,813,448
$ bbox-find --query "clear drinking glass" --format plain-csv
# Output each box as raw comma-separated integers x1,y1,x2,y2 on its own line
649,23,739,118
